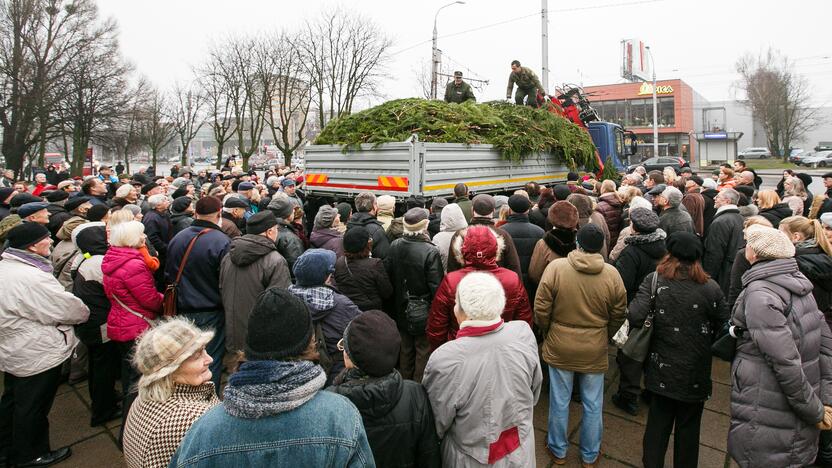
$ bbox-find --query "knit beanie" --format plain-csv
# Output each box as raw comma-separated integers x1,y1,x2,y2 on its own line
342,310,401,377
403,207,429,233
246,288,313,361
170,196,193,215
247,211,278,235
7,222,50,250
45,190,69,203
508,194,531,213
630,207,659,233
293,249,336,286
745,224,795,260
666,231,703,262
472,194,495,217
576,224,604,253
133,317,214,388
552,184,572,201
343,226,370,253
0,215,22,242
456,272,505,321
337,202,352,224
314,205,338,230
73,223,108,256
86,204,110,222
548,201,578,230
194,196,222,215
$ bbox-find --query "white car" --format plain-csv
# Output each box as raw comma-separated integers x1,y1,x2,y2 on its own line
737,147,770,159
798,150,832,168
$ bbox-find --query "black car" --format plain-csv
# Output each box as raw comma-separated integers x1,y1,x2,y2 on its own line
626,156,685,174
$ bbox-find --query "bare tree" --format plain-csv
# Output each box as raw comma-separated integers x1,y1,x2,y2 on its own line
140,89,175,169
196,61,235,169
95,77,152,173
170,81,205,166
736,48,818,161
298,8,392,129
263,32,312,167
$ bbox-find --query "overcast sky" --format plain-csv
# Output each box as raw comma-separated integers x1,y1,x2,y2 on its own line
97,0,832,109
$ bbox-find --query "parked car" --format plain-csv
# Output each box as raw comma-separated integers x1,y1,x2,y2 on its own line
737,147,770,159
788,148,806,164
626,156,685,174
797,150,832,168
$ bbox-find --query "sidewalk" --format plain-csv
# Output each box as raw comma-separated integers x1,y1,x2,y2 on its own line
39,345,734,468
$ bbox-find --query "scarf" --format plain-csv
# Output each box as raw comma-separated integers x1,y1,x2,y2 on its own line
224,360,326,419
796,239,818,251
5,248,53,273
289,285,334,311
457,318,504,339
138,245,159,272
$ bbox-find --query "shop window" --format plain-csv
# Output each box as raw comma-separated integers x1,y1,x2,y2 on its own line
658,97,675,127
630,99,647,127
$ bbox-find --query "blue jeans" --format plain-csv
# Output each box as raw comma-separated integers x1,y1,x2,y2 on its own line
188,312,225,393
547,366,604,463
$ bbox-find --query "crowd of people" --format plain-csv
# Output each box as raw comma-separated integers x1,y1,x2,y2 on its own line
1,159,832,467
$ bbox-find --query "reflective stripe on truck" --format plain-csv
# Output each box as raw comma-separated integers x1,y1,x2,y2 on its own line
423,172,570,192
305,174,410,192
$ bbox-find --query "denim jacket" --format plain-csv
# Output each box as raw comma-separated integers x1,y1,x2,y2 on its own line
169,390,375,467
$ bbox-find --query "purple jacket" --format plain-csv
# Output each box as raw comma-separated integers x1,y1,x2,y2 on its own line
310,228,343,258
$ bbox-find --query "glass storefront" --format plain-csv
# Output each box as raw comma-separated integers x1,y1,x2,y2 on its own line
592,97,675,128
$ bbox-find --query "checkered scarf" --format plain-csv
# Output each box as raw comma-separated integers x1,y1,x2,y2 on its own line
288,284,334,311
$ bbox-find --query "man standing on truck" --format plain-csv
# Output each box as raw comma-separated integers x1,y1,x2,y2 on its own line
444,71,476,104
506,60,546,107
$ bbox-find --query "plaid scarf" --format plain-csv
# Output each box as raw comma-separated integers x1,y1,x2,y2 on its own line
289,284,334,311
223,360,326,419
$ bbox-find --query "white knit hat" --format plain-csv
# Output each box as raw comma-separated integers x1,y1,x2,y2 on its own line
745,224,795,260
456,272,505,321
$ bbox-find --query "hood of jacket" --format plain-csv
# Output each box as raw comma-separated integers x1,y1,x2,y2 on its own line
761,203,792,218
451,225,504,269
742,258,813,296
440,203,467,232
330,369,403,419
543,228,577,257
228,234,277,267
347,212,382,229
310,228,341,247
624,228,667,259
598,192,623,208
101,246,143,275
57,216,87,241
795,246,832,282
567,249,605,275
289,284,335,318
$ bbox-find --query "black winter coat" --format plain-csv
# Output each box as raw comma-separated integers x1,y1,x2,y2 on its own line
347,212,391,259
614,230,667,303
334,256,393,312
165,220,231,314
427,212,441,239
274,218,305,269
700,188,718,233
703,207,745,296
46,204,71,241
384,235,444,332
328,369,441,468
528,206,551,231
170,212,194,236
795,245,832,324
628,272,728,402
500,214,544,281
759,203,793,228
71,255,111,345
143,210,173,257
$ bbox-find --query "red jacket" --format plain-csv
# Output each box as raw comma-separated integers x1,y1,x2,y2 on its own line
427,226,532,350
102,246,163,342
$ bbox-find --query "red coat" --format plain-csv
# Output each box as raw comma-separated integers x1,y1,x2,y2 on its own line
102,246,163,342
427,226,532,350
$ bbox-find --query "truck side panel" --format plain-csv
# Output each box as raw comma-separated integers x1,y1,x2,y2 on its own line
304,143,416,197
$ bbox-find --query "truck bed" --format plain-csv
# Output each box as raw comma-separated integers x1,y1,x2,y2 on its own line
303,140,570,199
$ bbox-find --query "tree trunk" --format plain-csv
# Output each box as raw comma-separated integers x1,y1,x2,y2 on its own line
282,148,292,168
151,150,158,169
181,147,188,167
215,143,224,169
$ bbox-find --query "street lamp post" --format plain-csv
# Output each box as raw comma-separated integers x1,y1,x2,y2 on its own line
431,1,465,100
645,46,659,158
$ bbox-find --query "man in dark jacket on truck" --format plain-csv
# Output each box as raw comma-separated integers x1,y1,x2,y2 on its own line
506,60,545,107
444,71,476,104
346,192,390,259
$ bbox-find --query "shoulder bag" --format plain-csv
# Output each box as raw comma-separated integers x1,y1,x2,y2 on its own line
621,272,659,363
113,295,160,328
163,228,211,317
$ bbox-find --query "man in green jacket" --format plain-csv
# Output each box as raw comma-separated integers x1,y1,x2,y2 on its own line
506,60,545,107
444,71,476,103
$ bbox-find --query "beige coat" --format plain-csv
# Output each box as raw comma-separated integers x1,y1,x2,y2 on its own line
534,250,627,373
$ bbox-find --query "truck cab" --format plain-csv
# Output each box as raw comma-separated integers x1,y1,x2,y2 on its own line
587,121,637,171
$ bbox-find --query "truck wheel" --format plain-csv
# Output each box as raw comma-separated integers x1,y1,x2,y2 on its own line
820,161,827,168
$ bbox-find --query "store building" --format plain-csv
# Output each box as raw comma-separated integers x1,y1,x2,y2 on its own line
582,79,707,165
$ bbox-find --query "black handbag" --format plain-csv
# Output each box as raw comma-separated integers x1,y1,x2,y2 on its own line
712,293,793,362
621,272,659,363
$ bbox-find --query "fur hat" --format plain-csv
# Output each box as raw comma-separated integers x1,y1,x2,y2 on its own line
472,194,495,217
314,205,338,230
456,272,506,321
745,224,795,260
666,231,703,261
293,249,336,286
246,289,312,361
548,201,578,230
194,196,222,215
576,224,604,253
132,318,214,390
403,207,429,233
6,222,50,250
342,310,401,377
630,207,659,233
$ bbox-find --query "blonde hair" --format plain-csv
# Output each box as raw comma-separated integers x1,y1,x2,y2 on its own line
108,209,135,227
780,216,832,255
109,220,145,248
663,167,677,184
600,179,617,195
617,186,642,205
756,190,781,210
784,177,807,198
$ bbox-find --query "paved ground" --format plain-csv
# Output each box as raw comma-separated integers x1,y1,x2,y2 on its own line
12,345,737,468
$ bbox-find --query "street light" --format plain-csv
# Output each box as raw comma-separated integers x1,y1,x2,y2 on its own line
431,1,465,100
645,46,658,159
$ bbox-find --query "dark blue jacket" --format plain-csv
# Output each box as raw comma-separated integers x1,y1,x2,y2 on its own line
165,220,230,314
143,209,173,257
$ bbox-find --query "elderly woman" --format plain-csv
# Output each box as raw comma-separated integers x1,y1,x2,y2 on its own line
0,223,89,466
728,225,832,467
627,232,727,467
122,318,218,468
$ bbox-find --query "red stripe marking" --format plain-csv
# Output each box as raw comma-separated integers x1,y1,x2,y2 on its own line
313,181,409,192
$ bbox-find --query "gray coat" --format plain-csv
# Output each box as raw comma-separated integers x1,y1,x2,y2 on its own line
219,234,291,352
729,258,832,467
422,321,542,467
657,205,694,237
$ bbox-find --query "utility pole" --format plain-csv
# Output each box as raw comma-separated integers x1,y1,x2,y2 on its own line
431,1,465,100
646,46,659,158
541,0,549,92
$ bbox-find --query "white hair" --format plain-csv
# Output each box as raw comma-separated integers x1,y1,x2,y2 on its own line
629,196,653,211
455,271,505,321
109,220,145,248
147,194,169,210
